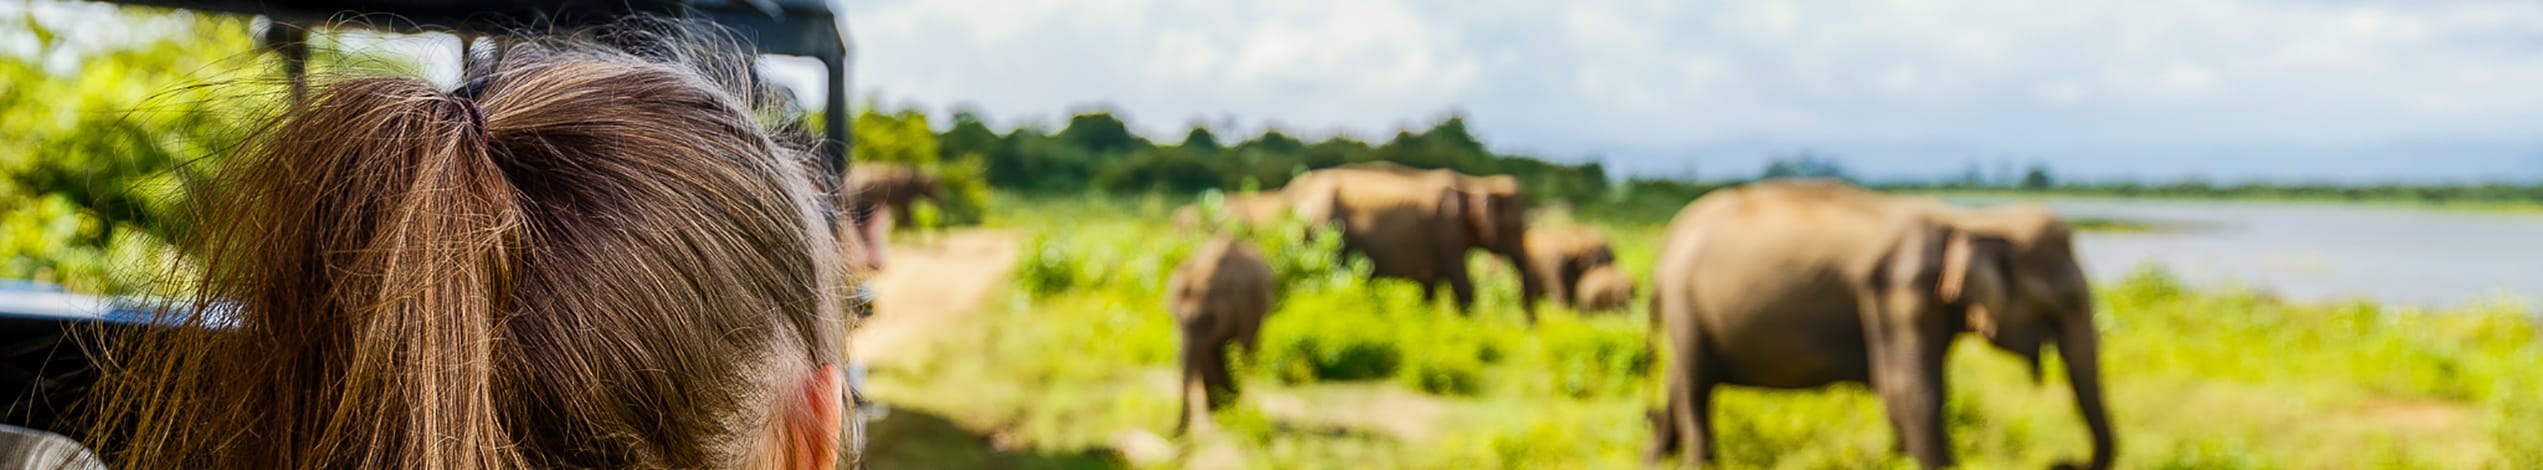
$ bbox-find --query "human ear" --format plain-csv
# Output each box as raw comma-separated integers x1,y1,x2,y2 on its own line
782,364,844,469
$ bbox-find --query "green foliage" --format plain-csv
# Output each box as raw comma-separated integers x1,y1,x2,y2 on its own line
0,4,449,294
1015,233,1082,297
851,104,992,225
1760,150,1851,181
954,111,1612,204
2021,163,2055,190
1055,111,1149,155
0,5,280,293
1177,126,1221,152
1198,191,1354,291
1260,304,1401,382
909,199,943,233
851,104,941,166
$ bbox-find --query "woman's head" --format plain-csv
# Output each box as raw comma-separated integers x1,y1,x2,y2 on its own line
93,29,854,468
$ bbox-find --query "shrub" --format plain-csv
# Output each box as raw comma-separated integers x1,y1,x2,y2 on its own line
1260,311,1401,382
1016,234,1081,297
1537,321,1652,398
932,154,995,225
1403,351,1483,395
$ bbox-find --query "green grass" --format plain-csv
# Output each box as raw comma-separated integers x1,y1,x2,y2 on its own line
862,192,2543,469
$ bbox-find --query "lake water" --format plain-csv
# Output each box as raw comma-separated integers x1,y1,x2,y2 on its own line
1943,197,2543,310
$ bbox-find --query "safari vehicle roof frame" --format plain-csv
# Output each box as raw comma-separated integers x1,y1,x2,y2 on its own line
81,0,858,205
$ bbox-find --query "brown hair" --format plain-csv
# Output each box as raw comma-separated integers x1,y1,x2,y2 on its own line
86,31,852,469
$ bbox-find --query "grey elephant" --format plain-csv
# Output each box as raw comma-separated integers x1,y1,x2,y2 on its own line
1167,237,1276,433
1573,265,1635,313
1283,162,1538,319
1523,227,1623,312
845,162,943,228
1645,180,2113,469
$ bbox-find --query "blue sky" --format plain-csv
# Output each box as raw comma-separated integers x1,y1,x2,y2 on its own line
813,0,2543,183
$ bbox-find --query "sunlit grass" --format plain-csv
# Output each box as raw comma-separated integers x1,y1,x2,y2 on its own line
863,192,2543,469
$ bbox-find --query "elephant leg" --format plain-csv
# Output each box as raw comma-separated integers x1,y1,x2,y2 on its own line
1451,277,1476,312
1643,406,1677,464
1177,340,1208,434
1866,293,1955,468
1236,321,1263,357
1543,269,1571,308
1664,333,1718,468
1443,260,1477,313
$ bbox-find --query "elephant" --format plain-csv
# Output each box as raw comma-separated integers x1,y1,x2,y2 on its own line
845,162,943,228
1523,227,1621,311
1167,237,1277,433
1573,265,1635,313
1282,163,1539,319
1645,179,2113,469
1171,192,1297,234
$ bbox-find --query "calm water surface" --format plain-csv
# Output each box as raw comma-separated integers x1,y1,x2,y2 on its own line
1946,197,2543,310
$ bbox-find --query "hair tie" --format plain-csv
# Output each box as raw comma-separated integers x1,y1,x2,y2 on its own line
451,76,494,135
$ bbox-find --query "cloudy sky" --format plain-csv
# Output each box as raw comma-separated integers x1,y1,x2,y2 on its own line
819,1,2543,182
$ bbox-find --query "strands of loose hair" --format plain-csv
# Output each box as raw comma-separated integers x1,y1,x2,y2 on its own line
85,23,851,469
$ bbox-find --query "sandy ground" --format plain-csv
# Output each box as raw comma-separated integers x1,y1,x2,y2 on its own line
850,229,1021,368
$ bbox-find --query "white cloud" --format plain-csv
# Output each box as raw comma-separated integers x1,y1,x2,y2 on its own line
831,0,1479,137
827,0,2543,181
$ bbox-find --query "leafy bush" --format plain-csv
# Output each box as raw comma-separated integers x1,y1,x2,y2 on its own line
1259,302,1401,382
1535,320,1653,398
1402,350,1482,395
1015,234,1081,297
850,106,991,225
932,153,995,225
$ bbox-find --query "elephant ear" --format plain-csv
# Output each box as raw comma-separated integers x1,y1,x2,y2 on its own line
1940,228,2052,382
1461,189,1496,245
1937,230,2013,340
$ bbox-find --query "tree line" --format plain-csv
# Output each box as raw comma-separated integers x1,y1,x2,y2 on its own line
885,108,1616,204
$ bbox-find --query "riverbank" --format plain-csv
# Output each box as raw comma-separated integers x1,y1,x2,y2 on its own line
1898,188,2543,215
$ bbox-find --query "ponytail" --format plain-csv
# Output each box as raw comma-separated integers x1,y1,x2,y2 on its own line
94,32,845,469
269,78,524,468
99,77,529,468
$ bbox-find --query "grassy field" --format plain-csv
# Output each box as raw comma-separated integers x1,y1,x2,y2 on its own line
858,192,2543,469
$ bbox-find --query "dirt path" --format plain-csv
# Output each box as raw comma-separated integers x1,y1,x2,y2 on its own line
850,229,1021,368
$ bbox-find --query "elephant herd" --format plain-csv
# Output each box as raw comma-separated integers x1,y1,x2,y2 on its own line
1163,165,2114,469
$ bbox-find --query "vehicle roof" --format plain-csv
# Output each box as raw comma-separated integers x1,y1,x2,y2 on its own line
75,0,857,211
0,283,166,325
86,0,848,59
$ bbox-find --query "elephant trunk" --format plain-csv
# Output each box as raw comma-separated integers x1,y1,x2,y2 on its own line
2058,309,2115,470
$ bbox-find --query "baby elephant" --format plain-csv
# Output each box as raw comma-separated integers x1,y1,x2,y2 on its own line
1524,227,1627,312
1167,238,1276,433
1573,265,1636,312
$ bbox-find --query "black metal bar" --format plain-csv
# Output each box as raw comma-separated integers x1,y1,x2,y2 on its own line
261,24,309,103
824,52,851,203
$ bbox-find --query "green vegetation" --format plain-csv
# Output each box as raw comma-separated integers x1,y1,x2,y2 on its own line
2062,216,2167,233
863,193,2543,469
0,5,276,294
0,3,443,294
851,105,994,226
931,108,1615,205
